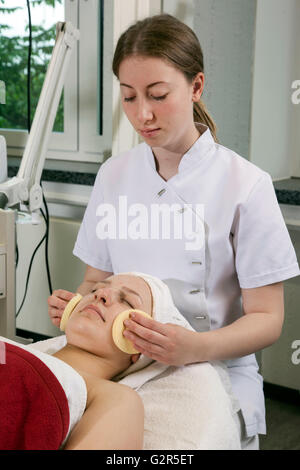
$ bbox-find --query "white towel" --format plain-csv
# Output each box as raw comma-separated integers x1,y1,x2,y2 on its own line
138,363,241,450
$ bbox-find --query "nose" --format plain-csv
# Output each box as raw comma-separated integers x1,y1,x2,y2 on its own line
94,287,117,306
137,97,154,124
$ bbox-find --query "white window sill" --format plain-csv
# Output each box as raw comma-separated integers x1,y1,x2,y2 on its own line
42,181,92,220
42,181,92,207
280,204,300,231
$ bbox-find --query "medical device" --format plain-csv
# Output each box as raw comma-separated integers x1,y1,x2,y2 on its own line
0,22,79,342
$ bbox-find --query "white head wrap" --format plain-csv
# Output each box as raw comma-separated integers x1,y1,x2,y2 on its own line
113,271,195,383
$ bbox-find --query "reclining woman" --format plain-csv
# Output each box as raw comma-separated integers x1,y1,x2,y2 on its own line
53,273,153,450
1,272,240,450
0,273,152,450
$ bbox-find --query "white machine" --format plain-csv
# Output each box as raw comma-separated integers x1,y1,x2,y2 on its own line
0,22,79,342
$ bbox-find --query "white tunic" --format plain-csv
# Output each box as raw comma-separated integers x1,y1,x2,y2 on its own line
73,123,300,437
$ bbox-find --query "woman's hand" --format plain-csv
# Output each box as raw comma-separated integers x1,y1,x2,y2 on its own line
47,289,76,327
123,312,199,366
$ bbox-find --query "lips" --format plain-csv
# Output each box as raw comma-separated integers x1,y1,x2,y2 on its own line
83,304,105,321
139,128,160,138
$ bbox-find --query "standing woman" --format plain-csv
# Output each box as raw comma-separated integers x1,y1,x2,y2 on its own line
48,14,300,449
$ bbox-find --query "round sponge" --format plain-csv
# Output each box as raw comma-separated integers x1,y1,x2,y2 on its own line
60,293,83,332
112,309,152,354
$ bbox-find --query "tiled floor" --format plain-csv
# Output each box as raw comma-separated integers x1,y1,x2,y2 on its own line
260,388,300,450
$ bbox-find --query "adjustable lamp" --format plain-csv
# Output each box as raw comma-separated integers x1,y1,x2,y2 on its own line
0,22,79,342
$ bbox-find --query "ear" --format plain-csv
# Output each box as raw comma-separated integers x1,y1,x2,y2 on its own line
192,72,205,102
130,353,141,364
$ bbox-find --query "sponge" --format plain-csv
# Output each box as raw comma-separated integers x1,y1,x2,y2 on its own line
112,309,152,354
60,293,83,332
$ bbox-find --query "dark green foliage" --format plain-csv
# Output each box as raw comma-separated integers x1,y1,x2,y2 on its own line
0,0,64,131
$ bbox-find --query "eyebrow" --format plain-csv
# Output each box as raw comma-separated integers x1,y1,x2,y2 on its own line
95,279,142,301
120,81,169,90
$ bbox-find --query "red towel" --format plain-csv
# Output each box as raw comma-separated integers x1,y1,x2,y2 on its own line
0,341,70,450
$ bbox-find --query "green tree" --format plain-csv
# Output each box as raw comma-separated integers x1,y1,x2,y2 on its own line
0,0,63,131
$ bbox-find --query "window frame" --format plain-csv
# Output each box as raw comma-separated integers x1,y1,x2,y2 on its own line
2,0,162,165
2,0,78,157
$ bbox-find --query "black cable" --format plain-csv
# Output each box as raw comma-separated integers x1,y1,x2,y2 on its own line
0,192,8,209
16,1,53,317
16,204,52,317
27,0,53,296
41,193,53,294
26,0,32,130
16,230,46,317
15,243,19,268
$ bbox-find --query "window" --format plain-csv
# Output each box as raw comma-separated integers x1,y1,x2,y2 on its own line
0,0,114,164
0,0,65,133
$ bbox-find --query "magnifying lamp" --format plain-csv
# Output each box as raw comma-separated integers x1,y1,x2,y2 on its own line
0,22,79,342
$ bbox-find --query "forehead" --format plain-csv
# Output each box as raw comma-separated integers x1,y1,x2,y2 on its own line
108,273,145,287
95,275,151,300
119,55,184,84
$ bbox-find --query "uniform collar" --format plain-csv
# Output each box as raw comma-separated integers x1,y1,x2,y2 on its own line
145,123,215,175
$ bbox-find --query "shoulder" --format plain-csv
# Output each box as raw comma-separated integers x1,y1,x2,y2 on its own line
93,142,150,197
216,142,268,180
87,376,143,410
213,142,271,200
100,143,147,177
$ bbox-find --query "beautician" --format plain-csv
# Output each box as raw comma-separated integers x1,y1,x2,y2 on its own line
48,14,300,449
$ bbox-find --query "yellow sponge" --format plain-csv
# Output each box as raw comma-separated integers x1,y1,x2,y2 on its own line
112,309,152,354
60,293,83,332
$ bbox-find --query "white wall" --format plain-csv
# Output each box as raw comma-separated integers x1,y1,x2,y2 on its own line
16,216,85,337
291,1,300,176
169,0,300,179
250,0,300,178
162,0,194,27
193,0,256,160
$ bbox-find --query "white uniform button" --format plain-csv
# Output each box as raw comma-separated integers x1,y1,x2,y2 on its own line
192,261,202,265
189,289,201,294
195,315,206,320
178,207,186,213
157,189,166,197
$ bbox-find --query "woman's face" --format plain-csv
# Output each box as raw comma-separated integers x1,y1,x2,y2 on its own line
65,274,152,361
118,55,204,154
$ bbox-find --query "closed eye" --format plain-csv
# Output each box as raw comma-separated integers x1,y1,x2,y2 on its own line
151,94,168,101
126,300,134,308
120,293,134,309
90,284,135,308
124,94,168,103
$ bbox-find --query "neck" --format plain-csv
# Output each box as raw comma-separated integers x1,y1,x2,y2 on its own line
152,125,201,176
53,344,122,382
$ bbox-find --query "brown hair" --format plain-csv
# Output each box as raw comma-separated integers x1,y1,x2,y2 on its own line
112,14,218,143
